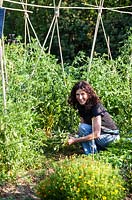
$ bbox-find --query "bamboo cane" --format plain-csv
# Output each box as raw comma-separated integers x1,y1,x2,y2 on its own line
0,2,6,112
0,37,6,112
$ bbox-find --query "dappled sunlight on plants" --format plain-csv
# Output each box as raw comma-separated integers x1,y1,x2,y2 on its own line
0,34,131,198
36,156,126,200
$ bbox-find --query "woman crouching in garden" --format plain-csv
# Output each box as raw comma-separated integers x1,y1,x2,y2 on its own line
68,80,120,155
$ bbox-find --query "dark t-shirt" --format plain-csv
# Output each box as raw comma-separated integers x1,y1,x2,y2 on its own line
77,103,118,130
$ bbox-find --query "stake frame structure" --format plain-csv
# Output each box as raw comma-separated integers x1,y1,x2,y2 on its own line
0,0,132,112
2,0,132,67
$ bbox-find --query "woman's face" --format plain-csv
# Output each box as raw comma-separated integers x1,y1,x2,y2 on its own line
76,89,88,105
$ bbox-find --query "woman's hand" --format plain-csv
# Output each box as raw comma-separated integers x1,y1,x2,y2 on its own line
80,117,84,123
68,137,76,145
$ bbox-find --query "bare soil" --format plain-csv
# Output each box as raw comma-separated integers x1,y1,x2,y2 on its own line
0,171,41,200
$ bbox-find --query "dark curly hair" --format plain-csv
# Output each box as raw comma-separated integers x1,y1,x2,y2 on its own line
68,81,100,109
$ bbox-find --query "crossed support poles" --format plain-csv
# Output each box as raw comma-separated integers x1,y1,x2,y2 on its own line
42,0,64,72
1,0,129,113
88,0,112,75
34,0,66,84
1,0,117,86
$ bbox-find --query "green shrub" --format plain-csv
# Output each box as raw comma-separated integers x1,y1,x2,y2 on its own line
95,138,132,193
36,156,126,200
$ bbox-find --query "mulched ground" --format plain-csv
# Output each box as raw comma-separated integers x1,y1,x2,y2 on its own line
0,184,39,200
0,171,40,200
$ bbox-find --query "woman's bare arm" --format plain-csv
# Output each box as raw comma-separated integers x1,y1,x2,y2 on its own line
68,115,101,145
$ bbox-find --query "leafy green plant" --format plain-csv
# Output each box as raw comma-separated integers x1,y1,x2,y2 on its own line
36,156,126,200
0,30,131,190
95,138,132,193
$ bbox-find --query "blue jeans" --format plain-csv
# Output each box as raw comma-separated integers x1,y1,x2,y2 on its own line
78,123,120,155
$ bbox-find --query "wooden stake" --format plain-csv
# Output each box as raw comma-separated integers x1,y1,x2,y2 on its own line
0,0,4,7
0,39,7,112
0,1,7,112
24,0,27,46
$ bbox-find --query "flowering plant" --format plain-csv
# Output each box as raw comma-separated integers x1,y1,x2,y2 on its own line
36,155,126,200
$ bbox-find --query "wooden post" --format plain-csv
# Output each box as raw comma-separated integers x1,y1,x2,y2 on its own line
0,39,6,112
24,0,27,46
0,2,6,112
0,0,4,7
88,0,104,75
